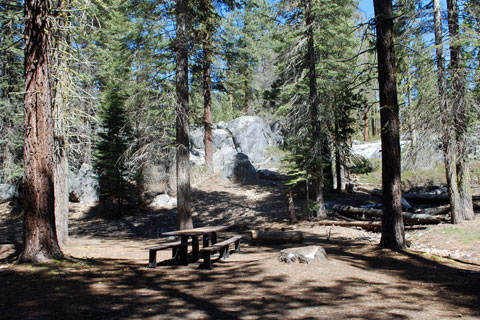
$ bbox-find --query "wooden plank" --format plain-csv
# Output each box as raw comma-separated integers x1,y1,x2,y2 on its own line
145,238,192,251
162,225,229,237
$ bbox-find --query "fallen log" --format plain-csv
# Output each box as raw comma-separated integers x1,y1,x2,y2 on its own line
403,192,449,204
251,230,303,245
317,220,382,229
422,205,450,215
328,204,441,225
355,187,416,211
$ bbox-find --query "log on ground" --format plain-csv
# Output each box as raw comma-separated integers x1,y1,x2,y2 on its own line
251,230,303,245
317,220,382,229
328,204,442,225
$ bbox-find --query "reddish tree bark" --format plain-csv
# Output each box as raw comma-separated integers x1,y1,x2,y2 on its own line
373,0,406,250
20,0,63,262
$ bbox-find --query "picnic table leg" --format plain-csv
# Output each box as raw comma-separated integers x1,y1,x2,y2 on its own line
148,249,157,268
191,236,199,262
211,232,217,245
203,234,209,247
180,235,188,265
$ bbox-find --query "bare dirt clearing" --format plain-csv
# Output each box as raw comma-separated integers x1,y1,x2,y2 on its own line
1,176,479,319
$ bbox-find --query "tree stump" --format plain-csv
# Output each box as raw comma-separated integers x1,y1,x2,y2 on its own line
278,246,328,264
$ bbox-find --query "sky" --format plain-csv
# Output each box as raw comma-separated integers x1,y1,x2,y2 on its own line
358,0,375,20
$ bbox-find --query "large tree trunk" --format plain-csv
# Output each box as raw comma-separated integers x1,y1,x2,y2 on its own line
201,0,213,170
433,0,461,222
175,0,193,230
373,0,406,250
447,0,474,223
52,0,69,248
305,0,326,218
20,0,63,262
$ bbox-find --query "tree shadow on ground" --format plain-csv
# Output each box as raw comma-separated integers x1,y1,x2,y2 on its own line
1,235,479,320
2,180,480,319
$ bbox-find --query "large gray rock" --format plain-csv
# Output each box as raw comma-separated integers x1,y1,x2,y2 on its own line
190,126,235,152
213,145,237,171
402,140,443,170
351,139,443,170
226,116,279,163
0,184,18,204
222,153,257,183
189,125,205,150
68,163,99,204
351,141,381,160
190,149,206,167
150,194,177,209
212,128,235,151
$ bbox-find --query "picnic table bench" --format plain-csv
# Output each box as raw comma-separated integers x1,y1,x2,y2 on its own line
200,235,242,269
146,238,193,268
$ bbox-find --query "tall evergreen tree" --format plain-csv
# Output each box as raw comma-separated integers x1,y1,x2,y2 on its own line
433,0,461,223
176,0,193,230
447,0,475,223
94,89,132,216
373,0,405,250
52,0,71,246
304,0,326,218
0,0,24,183
21,0,63,262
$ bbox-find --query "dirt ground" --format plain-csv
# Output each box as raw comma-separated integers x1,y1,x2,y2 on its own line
1,176,479,319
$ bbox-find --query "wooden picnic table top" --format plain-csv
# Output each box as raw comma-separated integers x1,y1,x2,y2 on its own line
161,225,229,237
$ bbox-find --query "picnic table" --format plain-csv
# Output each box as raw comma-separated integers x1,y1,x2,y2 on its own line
161,225,229,265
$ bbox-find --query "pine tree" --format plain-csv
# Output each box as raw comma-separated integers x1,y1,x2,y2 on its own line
21,0,64,262
374,0,406,250
176,0,193,230
272,0,361,214
447,0,475,222
0,0,24,183
94,89,132,216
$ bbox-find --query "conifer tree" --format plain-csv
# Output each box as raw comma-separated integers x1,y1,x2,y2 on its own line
374,0,405,250
94,88,132,216
176,0,193,230
447,0,475,223
21,0,64,262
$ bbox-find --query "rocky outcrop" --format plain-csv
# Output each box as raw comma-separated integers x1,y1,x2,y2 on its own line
226,116,281,163
137,116,284,204
222,153,258,184
150,193,177,209
0,184,18,204
351,139,443,170
68,163,99,204
189,116,282,181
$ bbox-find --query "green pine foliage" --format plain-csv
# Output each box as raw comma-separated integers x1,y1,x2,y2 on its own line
270,0,363,190
94,88,133,208
0,0,24,183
